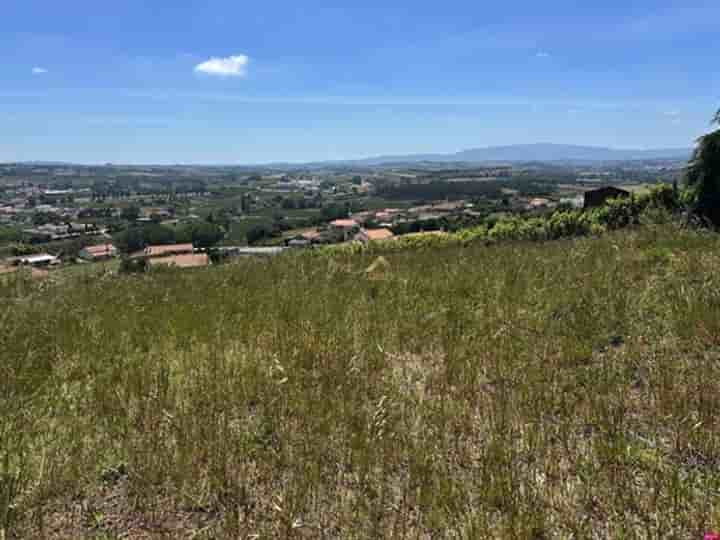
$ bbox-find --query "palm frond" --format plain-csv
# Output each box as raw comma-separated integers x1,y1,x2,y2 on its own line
714,108,720,125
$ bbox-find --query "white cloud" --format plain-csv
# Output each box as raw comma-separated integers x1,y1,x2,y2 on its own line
535,51,550,58
31,67,48,74
194,55,249,77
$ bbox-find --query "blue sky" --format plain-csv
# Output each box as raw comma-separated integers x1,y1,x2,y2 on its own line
1,0,718,164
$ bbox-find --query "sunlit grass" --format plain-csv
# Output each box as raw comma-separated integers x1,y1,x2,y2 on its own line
3,224,720,538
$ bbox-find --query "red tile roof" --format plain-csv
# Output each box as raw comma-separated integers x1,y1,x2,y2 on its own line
142,244,194,257
301,230,322,240
364,228,394,241
147,253,209,268
330,219,358,228
84,244,116,256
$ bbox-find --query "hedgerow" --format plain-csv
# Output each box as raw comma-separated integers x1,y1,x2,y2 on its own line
318,184,680,256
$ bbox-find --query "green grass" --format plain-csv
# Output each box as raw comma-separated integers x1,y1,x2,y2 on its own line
49,259,121,280
3,224,720,538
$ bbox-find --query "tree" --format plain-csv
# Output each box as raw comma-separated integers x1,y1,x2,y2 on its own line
177,222,225,248
114,227,145,253
321,204,349,221
119,257,147,274
686,108,720,226
246,224,273,245
121,205,140,222
114,224,175,253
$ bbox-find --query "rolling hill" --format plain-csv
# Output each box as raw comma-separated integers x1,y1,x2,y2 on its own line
338,143,692,165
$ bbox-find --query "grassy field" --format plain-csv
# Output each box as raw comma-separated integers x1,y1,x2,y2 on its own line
49,259,121,280
3,224,720,538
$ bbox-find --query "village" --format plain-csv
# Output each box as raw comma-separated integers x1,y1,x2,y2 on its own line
0,162,637,281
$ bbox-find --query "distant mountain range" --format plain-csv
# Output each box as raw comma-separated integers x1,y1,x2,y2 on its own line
329,143,692,166
6,144,693,168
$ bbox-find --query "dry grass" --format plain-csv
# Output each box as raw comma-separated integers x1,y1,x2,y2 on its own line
3,224,720,538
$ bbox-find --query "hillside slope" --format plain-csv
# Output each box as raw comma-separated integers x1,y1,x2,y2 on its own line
3,225,720,538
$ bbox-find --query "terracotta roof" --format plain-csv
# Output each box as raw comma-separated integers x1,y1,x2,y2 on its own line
432,201,465,212
147,253,209,268
84,244,116,255
301,230,322,240
528,198,551,207
143,244,194,257
401,231,447,238
330,219,358,228
364,228,394,241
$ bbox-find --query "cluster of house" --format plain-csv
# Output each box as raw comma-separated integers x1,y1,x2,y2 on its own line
285,202,472,247
360,201,470,227
0,242,119,277
284,187,633,249
286,219,395,248
23,222,105,242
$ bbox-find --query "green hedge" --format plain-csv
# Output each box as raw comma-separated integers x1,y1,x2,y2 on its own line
317,184,680,256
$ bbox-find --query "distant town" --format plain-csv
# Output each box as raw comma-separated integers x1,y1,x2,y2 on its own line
0,157,684,279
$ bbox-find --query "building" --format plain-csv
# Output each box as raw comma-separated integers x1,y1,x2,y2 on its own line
329,219,360,241
285,228,323,247
18,254,60,267
79,244,118,261
140,207,173,220
584,187,631,209
213,246,286,257
147,253,209,269
133,243,194,259
528,198,551,209
41,189,73,201
355,228,395,243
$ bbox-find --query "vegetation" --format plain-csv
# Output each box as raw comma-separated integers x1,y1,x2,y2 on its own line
377,178,553,201
687,108,720,226
4,216,720,537
0,227,23,244
113,221,224,252
323,184,678,255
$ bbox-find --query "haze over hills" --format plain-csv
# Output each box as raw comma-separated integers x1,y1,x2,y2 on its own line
333,143,692,166
5,143,692,168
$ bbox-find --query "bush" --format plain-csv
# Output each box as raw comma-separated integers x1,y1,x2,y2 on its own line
176,222,225,248
119,257,147,274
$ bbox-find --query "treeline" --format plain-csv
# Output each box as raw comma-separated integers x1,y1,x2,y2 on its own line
377,178,556,201
114,221,225,253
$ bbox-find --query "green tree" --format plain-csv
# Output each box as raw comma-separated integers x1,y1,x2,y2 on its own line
246,224,272,245
119,257,147,274
114,224,176,253
686,108,720,226
177,222,225,248
114,227,145,253
321,204,349,221
121,205,140,222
